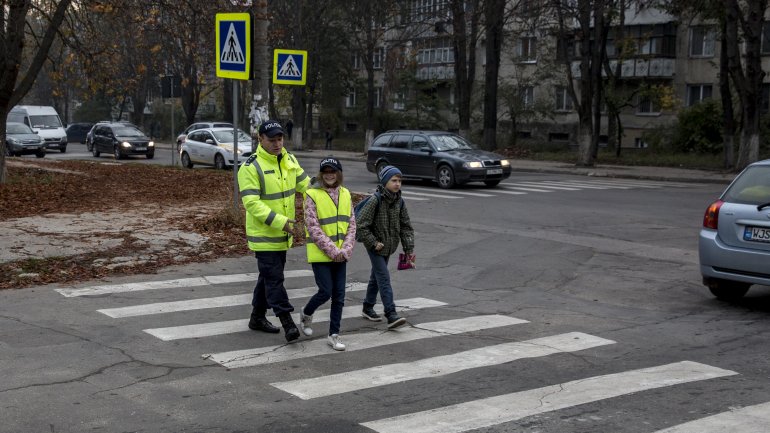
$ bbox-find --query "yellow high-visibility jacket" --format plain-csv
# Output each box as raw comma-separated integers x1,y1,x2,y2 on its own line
238,144,309,251
304,187,351,262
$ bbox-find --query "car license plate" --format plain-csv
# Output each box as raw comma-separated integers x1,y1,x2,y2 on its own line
135,147,146,151
487,169,503,175
743,226,770,243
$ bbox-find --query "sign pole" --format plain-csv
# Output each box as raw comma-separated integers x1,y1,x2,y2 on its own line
171,82,176,167
233,80,239,212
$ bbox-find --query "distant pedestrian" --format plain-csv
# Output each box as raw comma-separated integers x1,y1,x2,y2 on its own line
299,157,356,351
285,119,293,139
324,128,333,150
238,119,311,342
356,165,414,329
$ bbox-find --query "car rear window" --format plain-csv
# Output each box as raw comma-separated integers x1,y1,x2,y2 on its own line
371,134,392,148
723,165,770,205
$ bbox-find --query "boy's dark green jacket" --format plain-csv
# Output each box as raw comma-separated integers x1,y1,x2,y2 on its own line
355,185,414,257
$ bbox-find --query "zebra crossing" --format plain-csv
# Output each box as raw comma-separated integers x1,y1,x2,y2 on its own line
54,270,760,432
398,178,694,202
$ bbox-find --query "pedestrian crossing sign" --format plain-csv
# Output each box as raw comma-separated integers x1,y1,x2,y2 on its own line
273,49,307,85
215,13,252,80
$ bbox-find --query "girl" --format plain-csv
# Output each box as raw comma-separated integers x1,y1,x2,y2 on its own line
299,158,356,350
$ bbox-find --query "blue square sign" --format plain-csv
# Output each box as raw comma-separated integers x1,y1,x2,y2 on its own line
216,13,251,80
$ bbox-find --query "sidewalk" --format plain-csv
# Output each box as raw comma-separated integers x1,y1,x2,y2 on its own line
155,141,735,184
288,148,736,185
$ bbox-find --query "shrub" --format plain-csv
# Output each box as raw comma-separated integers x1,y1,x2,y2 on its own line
671,99,723,154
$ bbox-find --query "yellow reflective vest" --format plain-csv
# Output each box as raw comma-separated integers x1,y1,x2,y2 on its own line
238,144,309,251
304,187,351,262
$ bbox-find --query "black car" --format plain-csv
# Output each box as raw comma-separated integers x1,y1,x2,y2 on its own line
5,122,46,158
366,130,512,188
65,122,94,143
91,123,154,159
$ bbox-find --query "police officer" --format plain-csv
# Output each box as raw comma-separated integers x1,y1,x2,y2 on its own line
239,120,310,342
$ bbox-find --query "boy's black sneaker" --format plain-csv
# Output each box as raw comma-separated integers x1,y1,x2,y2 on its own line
386,312,406,329
362,304,383,322
248,315,280,333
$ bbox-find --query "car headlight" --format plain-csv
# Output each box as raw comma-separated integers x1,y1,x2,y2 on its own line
7,138,19,145
121,141,131,148
501,159,510,166
148,141,154,147
464,161,483,168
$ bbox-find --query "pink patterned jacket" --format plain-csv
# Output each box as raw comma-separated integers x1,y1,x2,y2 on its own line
304,186,357,260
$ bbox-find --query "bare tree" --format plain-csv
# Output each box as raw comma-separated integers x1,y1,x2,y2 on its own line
0,0,73,184
481,0,506,150
450,0,482,138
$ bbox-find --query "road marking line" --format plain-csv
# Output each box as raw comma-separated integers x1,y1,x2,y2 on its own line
504,182,580,191
146,297,447,341
499,186,553,192
653,401,770,432
99,282,368,318
203,314,528,369
401,191,462,199
578,179,665,188
402,196,430,201
409,187,496,197
271,332,615,399
487,188,527,195
361,361,738,433
536,180,626,189
55,270,314,297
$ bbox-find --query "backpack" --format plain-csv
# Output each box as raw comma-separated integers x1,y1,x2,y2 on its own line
354,192,404,242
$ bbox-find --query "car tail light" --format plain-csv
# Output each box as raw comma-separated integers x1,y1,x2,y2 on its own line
703,200,723,229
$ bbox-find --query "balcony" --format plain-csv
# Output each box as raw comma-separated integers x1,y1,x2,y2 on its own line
571,58,675,78
416,65,456,81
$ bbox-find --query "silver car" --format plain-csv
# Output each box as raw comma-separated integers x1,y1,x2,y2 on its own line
179,127,253,169
699,159,770,300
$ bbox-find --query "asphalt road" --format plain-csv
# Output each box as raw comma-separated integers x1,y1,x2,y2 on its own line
3,144,770,432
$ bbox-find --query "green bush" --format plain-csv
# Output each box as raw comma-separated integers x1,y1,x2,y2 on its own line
671,100,723,154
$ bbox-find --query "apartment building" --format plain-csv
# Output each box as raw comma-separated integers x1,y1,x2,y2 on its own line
344,1,770,149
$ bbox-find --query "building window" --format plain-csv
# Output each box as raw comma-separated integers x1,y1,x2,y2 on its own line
516,37,537,62
346,89,357,108
393,91,406,110
351,54,360,70
637,95,660,115
690,26,715,57
762,22,770,54
374,87,382,107
520,86,534,108
555,86,573,111
410,0,450,22
373,48,384,70
687,84,713,106
635,137,649,148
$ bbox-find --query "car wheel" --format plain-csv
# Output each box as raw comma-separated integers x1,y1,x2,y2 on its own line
35,150,45,158
86,140,92,152
59,146,66,153
376,161,389,181
484,180,500,187
113,145,123,160
214,153,226,170
436,165,456,189
146,152,154,159
707,279,750,301
92,145,100,157
181,151,194,169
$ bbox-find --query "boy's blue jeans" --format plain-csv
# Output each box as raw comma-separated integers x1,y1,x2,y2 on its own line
304,262,346,335
364,249,395,315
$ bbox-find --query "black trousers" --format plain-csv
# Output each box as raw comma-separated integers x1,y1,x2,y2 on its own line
252,251,294,316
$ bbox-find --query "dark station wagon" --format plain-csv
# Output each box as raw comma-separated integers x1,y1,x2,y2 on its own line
366,130,511,188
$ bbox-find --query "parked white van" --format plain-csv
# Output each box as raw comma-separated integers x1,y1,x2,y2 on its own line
7,105,68,152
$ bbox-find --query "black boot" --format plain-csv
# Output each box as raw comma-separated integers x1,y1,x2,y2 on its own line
278,313,300,342
248,312,280,333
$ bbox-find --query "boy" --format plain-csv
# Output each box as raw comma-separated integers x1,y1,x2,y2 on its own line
355,165,415,329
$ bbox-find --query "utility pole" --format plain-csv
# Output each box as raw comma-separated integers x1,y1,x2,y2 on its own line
251,0,270,151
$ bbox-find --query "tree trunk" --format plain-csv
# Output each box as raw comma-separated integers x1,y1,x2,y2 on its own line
719,17,735,169
451,0,479,135
482,0,505,150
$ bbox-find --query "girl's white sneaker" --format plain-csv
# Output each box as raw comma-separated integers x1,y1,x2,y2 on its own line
327,334,346,351
299,311,313,336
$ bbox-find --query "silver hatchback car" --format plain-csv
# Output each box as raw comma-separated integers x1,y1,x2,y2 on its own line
699,159,770,300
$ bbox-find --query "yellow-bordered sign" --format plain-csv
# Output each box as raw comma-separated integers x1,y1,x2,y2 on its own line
216,13,252,80
273,49,307,85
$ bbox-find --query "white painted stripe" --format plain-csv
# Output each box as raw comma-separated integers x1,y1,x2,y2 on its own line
536,181,623,190
361,361,737,433
204,314,528,369
654,401,770,433
146,297,447,341
55,270,314,297
402,196,430,201
271,332,615,399
401,191,461,199
487,188,527,195
410,188,495,197
499,186,553,192
578,179,664,188
99,282,368,318
505,182,580,191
